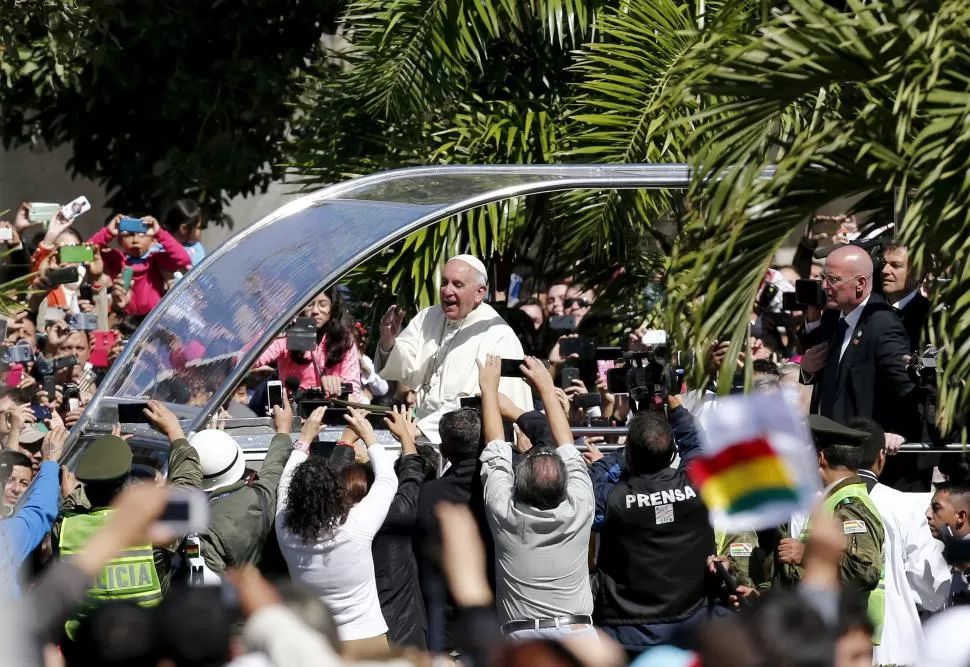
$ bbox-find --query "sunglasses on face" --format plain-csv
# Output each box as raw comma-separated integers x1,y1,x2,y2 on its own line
564,298,591,309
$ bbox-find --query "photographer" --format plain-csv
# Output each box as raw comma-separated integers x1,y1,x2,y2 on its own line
588,393,718,654
477,355,596,641
253,287,361,398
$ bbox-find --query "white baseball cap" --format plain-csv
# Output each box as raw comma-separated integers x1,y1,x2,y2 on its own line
190,429,246,492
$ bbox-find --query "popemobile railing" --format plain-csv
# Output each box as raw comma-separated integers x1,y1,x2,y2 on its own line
206,418,967,458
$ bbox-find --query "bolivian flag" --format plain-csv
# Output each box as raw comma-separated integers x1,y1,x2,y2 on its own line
688,392,819,531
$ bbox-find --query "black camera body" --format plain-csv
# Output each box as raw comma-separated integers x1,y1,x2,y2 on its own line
781,279,826,311
605,346,685,408
286,317,317,353
292,384,354,422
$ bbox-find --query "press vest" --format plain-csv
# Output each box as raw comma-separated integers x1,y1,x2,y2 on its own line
595,468,714,625
801,482,885,645
59,510,163,639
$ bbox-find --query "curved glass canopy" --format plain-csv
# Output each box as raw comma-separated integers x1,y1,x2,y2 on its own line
65,164,695,458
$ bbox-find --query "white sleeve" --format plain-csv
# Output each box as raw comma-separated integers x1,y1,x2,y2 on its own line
558,444,594,522
903,504,951,611
375,309,426,385
276,449,308,515
345,444,399,539
243,605,342,667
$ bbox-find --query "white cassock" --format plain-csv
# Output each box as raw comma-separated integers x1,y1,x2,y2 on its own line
864,479,951,666
375,302,533,443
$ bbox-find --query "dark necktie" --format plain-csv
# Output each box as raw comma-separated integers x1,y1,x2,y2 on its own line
819,318,850,417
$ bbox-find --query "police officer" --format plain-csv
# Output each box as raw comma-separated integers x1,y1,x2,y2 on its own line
775,415,886,644
589,395,718,655
53,400,201,639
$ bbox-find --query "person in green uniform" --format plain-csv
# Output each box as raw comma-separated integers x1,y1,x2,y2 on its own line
715,529,764,589
776,414,886,644
52,400,202,639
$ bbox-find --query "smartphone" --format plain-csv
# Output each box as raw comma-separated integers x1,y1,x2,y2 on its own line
59,244,95,264
155,487,210,536
560,337,595,359
588,416,609,428
572,392,603,410
0,227,12,242
5,365,23,388
459,395,483,411
560,366,580,388
500,358,526,378
117,402,152,423
119,217,148,234
42,375,58,400
266,380,284,410
30,404,52,421
79,284,94,302
28,203,60,224
47,266,80,286
121,266,134,291
60,196,91,222
549,315,578,331
64,383,81,412
90,330,119,368
4,342,34,364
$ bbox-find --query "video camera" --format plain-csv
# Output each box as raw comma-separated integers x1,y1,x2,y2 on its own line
292,383,364,426
781,279,827,311
908,345,942,388
605,345,685,409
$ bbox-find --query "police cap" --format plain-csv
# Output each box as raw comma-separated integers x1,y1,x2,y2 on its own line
75,435,133,482
808,414,868,450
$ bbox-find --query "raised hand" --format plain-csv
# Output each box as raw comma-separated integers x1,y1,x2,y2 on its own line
344,407,377,446
476,355,501,395
300,406,327,443
143,400,185,442
379,305,406,352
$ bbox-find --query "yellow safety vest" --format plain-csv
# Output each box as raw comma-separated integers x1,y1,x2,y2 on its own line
58,510,163,639
801,483,885,645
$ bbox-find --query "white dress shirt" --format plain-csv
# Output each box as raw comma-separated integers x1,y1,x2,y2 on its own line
803,294,870,362
891,289,919,311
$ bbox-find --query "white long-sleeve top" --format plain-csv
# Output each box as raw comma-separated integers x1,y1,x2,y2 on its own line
275,444,399,641
866,482,951,666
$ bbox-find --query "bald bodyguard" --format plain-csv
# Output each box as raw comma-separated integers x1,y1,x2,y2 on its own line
798,244,921,488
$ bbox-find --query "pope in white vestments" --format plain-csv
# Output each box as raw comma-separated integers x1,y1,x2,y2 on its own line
375,255,533,443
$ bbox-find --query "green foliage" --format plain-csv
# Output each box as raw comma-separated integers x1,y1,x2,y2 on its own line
0,0,345,224
663,0,970,430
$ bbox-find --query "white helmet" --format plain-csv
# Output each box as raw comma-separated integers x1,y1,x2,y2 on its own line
190,429,246,492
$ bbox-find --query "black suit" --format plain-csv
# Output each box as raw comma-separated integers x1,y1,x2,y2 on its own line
894,292,932,352
802,293,920,442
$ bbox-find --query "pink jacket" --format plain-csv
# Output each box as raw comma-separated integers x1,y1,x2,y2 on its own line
87,227,191,316
257,335,362,396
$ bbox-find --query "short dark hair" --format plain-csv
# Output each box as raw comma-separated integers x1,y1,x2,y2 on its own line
65,601,158,667
752,359,780,376
819,443,861,471
745,591,834,667
625,411,674,473
155,586,231,667
163,198,203,233
415,443,440,481
848,417,885,471
439,408,482,463
0,450,32,474
935,480,970,510
514,448,567,510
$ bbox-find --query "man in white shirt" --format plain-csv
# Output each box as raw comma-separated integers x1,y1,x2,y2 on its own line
852,417,950,665
476,355,595,641
375,255,532,443
797,245,918,462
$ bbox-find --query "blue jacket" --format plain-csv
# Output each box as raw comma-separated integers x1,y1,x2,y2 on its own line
0,461,60,595
589,406,703,530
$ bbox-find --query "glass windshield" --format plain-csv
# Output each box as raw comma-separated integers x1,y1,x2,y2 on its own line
73,165,693,453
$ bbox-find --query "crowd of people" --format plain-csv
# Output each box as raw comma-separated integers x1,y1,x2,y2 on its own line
1,205,969,667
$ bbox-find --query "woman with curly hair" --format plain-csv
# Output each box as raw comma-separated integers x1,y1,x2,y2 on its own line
275,407,398,655
253,286,361,397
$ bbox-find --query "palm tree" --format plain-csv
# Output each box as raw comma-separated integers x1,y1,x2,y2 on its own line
656,0,970,432
285,0,758,332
